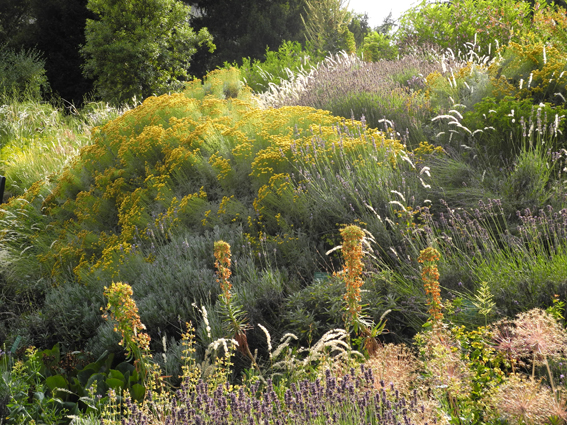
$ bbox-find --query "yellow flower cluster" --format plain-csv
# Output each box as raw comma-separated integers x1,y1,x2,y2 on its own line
24,68,417,286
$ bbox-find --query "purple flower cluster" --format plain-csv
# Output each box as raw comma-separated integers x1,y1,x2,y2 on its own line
122,365,434,425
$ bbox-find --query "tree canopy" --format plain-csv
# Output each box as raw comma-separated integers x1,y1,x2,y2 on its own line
187,0,307,77
81,0,215,105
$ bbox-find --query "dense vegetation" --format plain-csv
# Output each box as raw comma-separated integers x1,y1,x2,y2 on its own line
1,0,567,424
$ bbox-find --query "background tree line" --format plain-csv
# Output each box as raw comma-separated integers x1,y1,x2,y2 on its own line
5,0,563,107
0,0,371,106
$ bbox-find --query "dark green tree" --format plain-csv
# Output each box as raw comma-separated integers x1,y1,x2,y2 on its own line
0,0,33,46
1,0,95,105
81,0,215,105
348,13,371,49
302,0,355,55
188,0,307,78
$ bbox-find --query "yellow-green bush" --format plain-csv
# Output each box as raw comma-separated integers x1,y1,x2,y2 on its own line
1,69,411,291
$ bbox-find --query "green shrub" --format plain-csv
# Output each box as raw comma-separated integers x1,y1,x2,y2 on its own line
81,0,215,105
1,68,431,355
0,46,49,101
361,32,398,62
226,41,318,93
395,0,531,56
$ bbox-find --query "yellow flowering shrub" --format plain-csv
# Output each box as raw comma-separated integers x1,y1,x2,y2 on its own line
0,68,418,287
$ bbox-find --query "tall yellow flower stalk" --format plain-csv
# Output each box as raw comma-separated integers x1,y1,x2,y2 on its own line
214,240,233,302
102,282,152,382
214,240,258,369
336,225,385,355
340,225,366,326
417,247,443,324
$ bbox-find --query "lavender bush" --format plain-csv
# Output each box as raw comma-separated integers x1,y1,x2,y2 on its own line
123,366,437,425
267,53,455,148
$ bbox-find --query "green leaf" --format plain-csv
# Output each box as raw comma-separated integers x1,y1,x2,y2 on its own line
116,362,135,376
86,373,108,395
77,366,97,388
130,383,145,402
45,374,69,393
105,377,125,391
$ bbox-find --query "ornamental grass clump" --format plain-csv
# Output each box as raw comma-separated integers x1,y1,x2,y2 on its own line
269,52,452,147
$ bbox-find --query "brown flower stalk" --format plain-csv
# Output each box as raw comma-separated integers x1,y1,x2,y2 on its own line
102,282,152,382
214,240,232,302
336,225,383,355
339,225,366,326
213,240,258,369
417,247,443,323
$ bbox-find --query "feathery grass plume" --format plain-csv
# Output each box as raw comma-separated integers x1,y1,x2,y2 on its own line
213,240,258,370
417,247,443,324
267,328,363,383
101,282,153,386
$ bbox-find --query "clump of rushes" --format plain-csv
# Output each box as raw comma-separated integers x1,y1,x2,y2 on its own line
102,282,152,383
333,225,386,355
214,240,258,369
417,247,443,325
